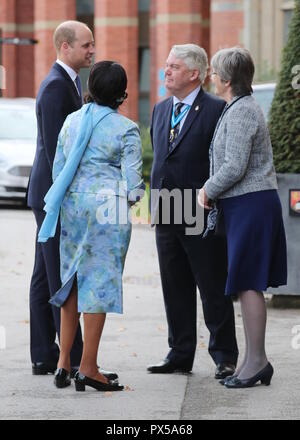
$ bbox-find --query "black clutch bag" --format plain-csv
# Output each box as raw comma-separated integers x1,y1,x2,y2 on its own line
214,205,226,237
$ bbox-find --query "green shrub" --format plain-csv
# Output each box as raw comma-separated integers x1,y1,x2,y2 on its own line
269,0,300,173
139,124,153,183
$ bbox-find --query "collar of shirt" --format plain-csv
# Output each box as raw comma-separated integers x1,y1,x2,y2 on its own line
56,59,78,83
173,85,201,108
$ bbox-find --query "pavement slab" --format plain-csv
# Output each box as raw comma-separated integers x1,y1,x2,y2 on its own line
0,208,299,420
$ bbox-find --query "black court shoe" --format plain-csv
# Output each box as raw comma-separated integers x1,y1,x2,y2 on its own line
74,372,124,392
54,368,71,388
219,374,236,385
70,366,119,380
225,362,274,389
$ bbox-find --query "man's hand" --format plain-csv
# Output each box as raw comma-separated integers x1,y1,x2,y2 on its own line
198,187,211,210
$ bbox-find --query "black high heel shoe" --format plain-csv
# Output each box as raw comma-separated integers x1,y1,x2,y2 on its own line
54,368,71,388
74,372,124,392
225,362,274,389
219,374,237,385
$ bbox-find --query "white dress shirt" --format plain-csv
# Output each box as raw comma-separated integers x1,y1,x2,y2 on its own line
173,85,201,132
56,59,81,96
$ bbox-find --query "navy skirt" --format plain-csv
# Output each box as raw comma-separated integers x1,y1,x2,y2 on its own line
220,190,287,296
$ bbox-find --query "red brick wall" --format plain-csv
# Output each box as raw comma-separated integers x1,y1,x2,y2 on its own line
0,0,77,97
0,0,17,97
16,0,34,97
34,0,77,95
0,0,222,121
150,0,157,116
150,0,210,109
94,0,139,121
210,0,244,57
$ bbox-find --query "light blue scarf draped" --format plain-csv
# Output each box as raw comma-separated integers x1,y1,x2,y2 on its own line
38,103,115,243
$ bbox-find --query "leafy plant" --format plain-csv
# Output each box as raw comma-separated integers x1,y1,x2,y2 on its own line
269,0,300,173
139,124,153,183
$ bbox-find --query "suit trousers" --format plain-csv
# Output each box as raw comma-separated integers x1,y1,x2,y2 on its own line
155,225,238,369
29,208,83,365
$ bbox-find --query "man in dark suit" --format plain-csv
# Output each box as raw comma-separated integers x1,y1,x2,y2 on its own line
148,44,239,379
27,21,95,376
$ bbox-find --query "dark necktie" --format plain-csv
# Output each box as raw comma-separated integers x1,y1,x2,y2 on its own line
169,102,184,151
75,75,83,103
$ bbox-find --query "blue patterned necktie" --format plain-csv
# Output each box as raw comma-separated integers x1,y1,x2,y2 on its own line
169,102,184,151
75,75,83,103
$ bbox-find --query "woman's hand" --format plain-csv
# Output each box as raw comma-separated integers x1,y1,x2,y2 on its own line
198,187,212,210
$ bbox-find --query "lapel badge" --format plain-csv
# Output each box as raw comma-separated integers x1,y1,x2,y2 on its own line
195,106,199,111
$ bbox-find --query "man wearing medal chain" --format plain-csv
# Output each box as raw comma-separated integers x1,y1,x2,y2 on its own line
148,44,238,378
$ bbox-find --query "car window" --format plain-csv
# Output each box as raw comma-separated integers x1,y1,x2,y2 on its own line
252,88,275,121
0,107,37,140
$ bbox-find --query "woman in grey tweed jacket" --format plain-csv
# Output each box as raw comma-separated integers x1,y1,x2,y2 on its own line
198,47,287,389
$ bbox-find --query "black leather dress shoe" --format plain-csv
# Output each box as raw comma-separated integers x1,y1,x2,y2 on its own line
215,363,236,379
54,368,71,388
147,359,191,374
32,362,57,375
70,366,118,380
74,372,124,392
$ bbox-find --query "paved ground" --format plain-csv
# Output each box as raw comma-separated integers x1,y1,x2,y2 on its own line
0,207,299,420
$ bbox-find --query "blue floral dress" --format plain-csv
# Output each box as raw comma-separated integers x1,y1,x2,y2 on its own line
49,104,144,313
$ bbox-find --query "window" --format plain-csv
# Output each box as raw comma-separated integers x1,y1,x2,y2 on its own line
281,1,295,44
139,0,150,12
76,0,95,94
139,48,150,124
138,0,150,124
77,0,94,15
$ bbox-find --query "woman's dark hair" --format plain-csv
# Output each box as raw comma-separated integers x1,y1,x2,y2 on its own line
85,61,128,109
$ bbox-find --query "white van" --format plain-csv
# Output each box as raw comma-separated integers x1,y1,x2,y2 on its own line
252,83,276,121
0,98,36,203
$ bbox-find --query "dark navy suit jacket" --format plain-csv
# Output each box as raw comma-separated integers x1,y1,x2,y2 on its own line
149,89,238,368
27,62,82,209
150,88,226,224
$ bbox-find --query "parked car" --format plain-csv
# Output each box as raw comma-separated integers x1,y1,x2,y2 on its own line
252,82,276,121
0,98,36,203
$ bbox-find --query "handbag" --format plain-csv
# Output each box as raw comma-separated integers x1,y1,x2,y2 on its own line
214,203,226,237
202,202,225,238
203,143,226,238
203,96,247,239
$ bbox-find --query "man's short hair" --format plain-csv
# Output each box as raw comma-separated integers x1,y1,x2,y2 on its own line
53,21,84,52
170,44,208,84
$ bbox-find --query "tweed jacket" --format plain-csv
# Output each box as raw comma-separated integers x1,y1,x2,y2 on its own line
204,95,278,200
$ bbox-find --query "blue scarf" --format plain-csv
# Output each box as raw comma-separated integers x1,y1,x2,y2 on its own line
38,103,115,243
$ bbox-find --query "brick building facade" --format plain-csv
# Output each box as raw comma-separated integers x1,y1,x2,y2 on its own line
0,0,295,123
